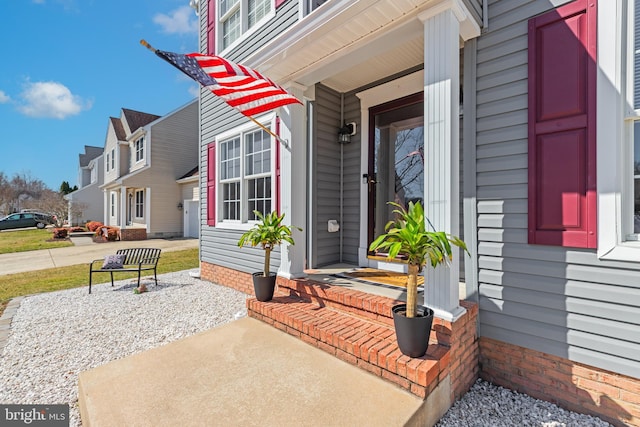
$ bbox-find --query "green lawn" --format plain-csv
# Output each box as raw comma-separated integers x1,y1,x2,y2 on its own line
0,228,73,254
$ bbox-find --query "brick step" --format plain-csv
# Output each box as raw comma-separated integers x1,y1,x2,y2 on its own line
247,294,449,399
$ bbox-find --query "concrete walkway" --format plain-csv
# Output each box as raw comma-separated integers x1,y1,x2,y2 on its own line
0,237,199,276
79,317,435,427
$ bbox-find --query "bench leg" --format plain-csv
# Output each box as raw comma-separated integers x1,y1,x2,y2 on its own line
110,271,114,287
89,266,93,294
153,268,158,287
137,270,142,288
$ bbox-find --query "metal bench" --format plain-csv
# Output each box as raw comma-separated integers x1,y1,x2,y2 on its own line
88,248,161,294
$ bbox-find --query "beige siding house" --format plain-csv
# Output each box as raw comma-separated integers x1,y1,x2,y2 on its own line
101,99,198,239
64,145,104,226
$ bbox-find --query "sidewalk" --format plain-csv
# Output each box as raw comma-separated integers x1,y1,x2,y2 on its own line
0,237,199,276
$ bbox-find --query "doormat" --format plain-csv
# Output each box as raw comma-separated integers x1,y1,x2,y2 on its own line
341,268,424,289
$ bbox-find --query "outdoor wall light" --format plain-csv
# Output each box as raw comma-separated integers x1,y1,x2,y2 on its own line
338,122,356,144
177,202,183,210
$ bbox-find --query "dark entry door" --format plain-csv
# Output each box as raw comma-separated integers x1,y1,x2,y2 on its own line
367,93,424,251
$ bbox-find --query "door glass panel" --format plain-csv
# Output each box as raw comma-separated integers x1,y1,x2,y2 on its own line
372,101,424,244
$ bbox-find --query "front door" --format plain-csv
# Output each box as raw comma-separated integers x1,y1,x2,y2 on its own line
367,92,424,253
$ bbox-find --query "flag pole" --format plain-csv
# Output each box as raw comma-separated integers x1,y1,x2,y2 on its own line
140,39,157,53
247,115,289,149
140,39,289,149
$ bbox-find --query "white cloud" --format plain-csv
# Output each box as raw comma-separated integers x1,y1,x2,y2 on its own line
188,85,200,98
153,6,198,34
18,81,91,119
0,90,10,103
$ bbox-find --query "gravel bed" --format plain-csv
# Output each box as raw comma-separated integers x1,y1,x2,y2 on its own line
0,270,612,427
0,270,248,427
436,379,612,427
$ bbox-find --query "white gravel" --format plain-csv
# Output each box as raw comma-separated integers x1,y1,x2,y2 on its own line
0,269,613,427
436,379,612,427
0,270,248,427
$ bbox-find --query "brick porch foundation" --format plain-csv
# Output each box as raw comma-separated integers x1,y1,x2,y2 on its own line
480,337,640,427
201,261,479,404
120,228,147,241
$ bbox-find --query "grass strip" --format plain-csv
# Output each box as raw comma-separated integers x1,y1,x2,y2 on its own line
0,229,73,254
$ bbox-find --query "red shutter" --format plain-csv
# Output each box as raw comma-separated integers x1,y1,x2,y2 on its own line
528,0,597,248
275,0,287,8
207,0,216,55
207,142,216,226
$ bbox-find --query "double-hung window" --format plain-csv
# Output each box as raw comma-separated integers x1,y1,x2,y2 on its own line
106,153,110,172
219,126,272,223
598,0,640,260
219,0,273,51
135,190,144,218
134,137,144,163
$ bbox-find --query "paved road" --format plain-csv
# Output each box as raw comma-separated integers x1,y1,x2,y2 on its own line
0,237,199,276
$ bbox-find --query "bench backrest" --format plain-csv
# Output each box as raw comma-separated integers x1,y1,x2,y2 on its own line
115,248,161,265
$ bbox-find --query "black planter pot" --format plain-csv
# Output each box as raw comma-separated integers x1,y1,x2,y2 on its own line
392,304,434,358
252,272,277,302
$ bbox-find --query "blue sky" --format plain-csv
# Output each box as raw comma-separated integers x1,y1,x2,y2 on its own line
0,0,200,189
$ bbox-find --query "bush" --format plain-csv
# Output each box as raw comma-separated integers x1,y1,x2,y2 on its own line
86,221,104,232
68,226,86,233
94,226,120,241
52,228,68,239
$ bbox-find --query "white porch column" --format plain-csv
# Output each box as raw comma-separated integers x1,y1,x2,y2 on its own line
419,2,467,321
277,84,307,279
119,188,127,228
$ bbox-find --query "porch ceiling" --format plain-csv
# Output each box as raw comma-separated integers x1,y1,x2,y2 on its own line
249,0,478,93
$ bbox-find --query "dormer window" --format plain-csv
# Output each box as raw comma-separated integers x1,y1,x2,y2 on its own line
134,137,144,163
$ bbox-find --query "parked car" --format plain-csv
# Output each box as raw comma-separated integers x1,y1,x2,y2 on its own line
0,212,56,231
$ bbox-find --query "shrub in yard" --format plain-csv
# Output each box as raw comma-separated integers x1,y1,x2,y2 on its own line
52,228,68,239
86,221,104,232
69,226,86,233
94,226,120,241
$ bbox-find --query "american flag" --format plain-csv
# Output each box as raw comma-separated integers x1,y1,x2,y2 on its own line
155,50,302,117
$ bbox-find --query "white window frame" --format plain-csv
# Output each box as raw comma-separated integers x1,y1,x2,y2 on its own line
111,148,115,170
597,0,640,261
110,192,116,217
134,137,144,163
215,114,275,230
218,0,275,54
135,189,144,219
106,153,110,172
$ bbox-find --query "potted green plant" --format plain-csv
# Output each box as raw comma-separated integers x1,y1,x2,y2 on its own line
369,201,467,357
237,210,301,302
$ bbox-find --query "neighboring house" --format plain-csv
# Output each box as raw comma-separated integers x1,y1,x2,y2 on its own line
64,145,104,226
192,0,639,426
177,166,200,238
101,100,198,239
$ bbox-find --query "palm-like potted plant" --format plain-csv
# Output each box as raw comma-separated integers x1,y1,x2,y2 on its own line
369,201,467,357
238,210,301,302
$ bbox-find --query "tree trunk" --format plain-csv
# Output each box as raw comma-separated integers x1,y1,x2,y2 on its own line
264,248,271,277
406,263,419,318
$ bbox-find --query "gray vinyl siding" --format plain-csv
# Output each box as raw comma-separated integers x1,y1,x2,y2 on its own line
311,85,361,268
341,93,361,265
474,0,640,379
198,0,298,274
311,85,342,267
